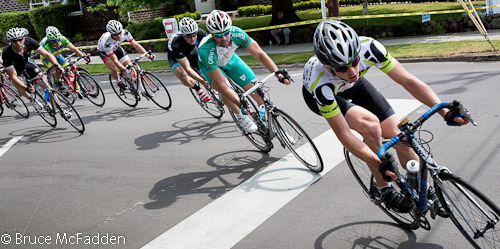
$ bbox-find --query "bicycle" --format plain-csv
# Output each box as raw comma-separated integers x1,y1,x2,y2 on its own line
26,65,85,133
345,100,499,248
189,68,225,119
226,71,323,173
109,51,172,110
50,53,106,107
0,67,29,118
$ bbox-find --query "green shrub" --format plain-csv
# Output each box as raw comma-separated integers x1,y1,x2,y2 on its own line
28,4,79,39
172,11,202,21
0,11,31,41
126,18,164,40
400,17,421,35
294,1,321,11
433,23,445,34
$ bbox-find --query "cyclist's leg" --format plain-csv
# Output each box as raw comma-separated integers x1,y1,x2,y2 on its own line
225,54,264,106
169,55,194,88
100,51,120,85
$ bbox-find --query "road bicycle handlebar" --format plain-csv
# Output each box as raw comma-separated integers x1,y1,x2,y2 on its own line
64,53,90,66
241,70,290,99
377,100,476,160
126,50,154,69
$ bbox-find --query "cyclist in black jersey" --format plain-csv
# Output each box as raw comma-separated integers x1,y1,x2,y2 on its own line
303,20,470,215
167,17,211,102
2,27,64,100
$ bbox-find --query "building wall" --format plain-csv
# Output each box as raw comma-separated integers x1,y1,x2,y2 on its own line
0,0,29,13
127,4,175,23
72,0,120,35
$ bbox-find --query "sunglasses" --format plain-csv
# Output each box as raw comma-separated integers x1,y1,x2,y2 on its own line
11,38,23,43
184,33,197,38
213,30,230,38
334,56,360,73
50,39,60,43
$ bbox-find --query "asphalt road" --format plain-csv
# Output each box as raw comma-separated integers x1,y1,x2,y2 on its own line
0,61,499,249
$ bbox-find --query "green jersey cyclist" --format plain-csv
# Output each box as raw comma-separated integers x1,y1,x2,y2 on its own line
40,26,91,95
197,10,291,133
302,20,470,215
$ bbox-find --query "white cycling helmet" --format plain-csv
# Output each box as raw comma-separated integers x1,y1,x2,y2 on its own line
106,20,123,35
313,20,361,68
5,27,26,41
206,10,232,34
46,26,61,40
179,17,198,35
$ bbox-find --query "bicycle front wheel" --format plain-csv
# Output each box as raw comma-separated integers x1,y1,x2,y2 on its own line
344,148,419,229
109,74,138,107
53,91,85,133
435,172,500,248
77,70,105,107
141,72,171,110
272,109,323,172
33,89,57,127
189,82,224,119
2,85,30,118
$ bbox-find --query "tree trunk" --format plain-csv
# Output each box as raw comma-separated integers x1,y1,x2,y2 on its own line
270,0,301,23
327,0,340,17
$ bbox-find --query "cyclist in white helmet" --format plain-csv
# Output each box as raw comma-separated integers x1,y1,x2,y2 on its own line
198,10,291,133
97,20,155,91
1,27,64,101
40,26,90,95
167,17,210,102
302,20,470,216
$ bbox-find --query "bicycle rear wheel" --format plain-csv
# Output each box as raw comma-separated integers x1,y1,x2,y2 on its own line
272,109,323,172
141,72,171,110
33,89,57,127
53,91,85,133
109,74,138,107
435,172,500,248
189,82,225,119
344,148,419,229
2,85,30,118
77,70,105,107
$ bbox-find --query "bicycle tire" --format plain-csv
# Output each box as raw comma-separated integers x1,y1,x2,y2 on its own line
109,74,138,107
227,82,272,153
0,102,4,116
2,85,30,118
53,91,85,133
344,148,419,229
33,89,57,127
77,70,105,107
140,71,172,110
51,73,77,105
272,109,323,172
435,172,500,249
189,82,225,119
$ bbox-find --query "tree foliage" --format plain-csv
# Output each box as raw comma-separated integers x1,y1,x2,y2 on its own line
87,0,192,15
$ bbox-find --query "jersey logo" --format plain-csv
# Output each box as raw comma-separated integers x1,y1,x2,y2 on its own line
240,74,246,81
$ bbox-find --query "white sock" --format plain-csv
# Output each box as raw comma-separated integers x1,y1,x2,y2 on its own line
378,182,392,190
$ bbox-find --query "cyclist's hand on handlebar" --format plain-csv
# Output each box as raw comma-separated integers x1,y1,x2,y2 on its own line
147,53,156,62
25,84,34,94
55,63,64,73
84,53,91,64
275,69,293,86
444,109,470,126
379,155,397,182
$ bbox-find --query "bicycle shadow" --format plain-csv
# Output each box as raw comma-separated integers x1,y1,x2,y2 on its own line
77,106,168,125
144,150,280,210
315,221,442,249
7,125,83,144
134,117,239,150
429,71,498,95
0,111,31,124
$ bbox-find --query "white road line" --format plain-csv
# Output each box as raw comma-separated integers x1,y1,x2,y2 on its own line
0,136,23,158
142,99,421,249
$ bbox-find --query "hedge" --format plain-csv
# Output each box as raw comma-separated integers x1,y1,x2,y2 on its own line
0,11,31,42
28,4,80,40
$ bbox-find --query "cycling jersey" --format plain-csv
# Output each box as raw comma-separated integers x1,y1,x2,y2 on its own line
302,36,397,119
197,26,255,87
1,37,42,76
97,30,134,57
39,36,71,67
167,29,208,71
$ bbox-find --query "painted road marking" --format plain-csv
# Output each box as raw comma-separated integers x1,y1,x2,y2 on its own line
0,136,23,158
142,99,422,249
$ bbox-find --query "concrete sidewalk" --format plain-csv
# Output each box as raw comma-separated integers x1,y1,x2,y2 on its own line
55,29,500,66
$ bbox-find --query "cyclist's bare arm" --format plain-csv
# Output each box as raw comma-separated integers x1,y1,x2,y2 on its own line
67,43,85,58
37,47,62,71
177,57,208,87
244,40,291,85
326,113,395,183
129,40,154,61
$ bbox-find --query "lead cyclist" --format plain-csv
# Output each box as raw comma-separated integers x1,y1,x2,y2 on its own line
197,10,291,133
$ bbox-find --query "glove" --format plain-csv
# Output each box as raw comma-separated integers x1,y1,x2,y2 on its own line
274,69,292,84
444,110,464,126
379,158,396,182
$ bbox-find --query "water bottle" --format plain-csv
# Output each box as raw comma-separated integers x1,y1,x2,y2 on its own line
258,104,266,122
406,160,420,190
44,89,50,101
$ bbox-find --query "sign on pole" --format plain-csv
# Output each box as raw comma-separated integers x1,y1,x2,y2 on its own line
163,18,178,39
422,14,431,23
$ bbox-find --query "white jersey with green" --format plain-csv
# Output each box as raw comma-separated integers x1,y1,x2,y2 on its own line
302,36,397,118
